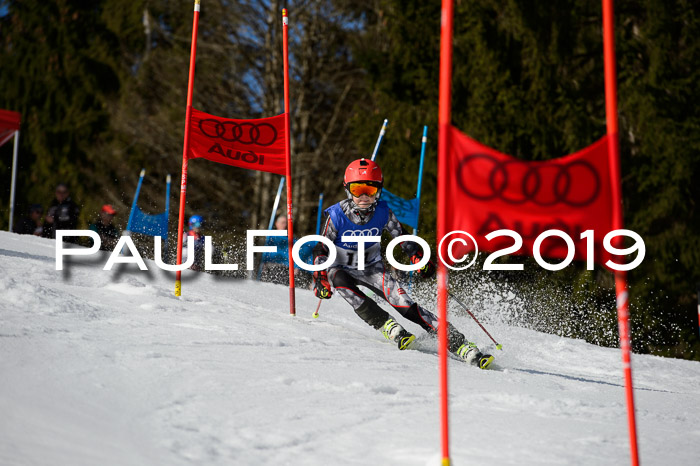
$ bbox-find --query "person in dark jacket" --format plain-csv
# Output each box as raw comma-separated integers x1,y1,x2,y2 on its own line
88,204,120,251
42,183,80,242
14,204,44,236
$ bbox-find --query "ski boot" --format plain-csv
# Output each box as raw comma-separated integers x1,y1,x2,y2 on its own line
382,318,415,350
454,342,494,369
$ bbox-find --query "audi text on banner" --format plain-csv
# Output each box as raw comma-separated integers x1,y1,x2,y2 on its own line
188,107,287,176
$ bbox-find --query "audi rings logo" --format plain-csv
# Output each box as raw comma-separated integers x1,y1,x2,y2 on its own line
343,228,381,237
457,154,601,207
199,119,278,147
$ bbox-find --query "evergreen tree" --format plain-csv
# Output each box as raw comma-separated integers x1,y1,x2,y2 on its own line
350,0,700,359
1,0,122,226
616,0,700,357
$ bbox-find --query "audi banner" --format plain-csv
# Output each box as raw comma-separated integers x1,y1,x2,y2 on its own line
445,125,617,266
188,107,287,176
0,108,21,147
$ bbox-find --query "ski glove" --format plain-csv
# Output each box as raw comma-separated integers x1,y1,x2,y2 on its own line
313,270,332,299
410,251,436,279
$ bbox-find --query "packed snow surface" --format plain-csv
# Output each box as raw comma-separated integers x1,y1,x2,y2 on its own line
1,231,699,465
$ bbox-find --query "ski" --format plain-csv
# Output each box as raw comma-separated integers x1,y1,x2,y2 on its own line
475,353,495,370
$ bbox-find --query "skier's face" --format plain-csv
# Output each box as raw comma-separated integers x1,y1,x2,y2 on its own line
55,186,68,202
100,211,114,224
352,193,375,209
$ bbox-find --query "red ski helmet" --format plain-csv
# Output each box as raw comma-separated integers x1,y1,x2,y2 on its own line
343,158,383,186
343,158,383,206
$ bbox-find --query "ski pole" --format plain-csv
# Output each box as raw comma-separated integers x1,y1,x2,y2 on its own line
389,268,501,348
370,119,388,161
447,290,503,350
313,299,322,318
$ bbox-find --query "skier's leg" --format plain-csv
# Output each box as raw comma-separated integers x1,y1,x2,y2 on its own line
329,267,415,350
357,263,477,354
395,296,488,366
330,268,388,328
357,263,440,332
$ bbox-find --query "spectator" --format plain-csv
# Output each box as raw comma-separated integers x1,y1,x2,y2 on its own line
260,215,290,283
14,204,44,236
89,204,120,251
183,215,206,270
274,213,287,232
42,183,80,242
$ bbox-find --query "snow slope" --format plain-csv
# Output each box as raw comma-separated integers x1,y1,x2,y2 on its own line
1,231,699,465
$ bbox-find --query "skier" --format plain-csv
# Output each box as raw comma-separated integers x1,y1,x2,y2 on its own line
312,158,493,369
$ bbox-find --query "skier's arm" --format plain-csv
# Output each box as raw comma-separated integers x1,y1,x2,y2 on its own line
311,213,336,299
385,210,422,257
312,213,337,264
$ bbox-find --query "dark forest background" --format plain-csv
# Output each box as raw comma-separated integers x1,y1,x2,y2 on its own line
1,0,698,359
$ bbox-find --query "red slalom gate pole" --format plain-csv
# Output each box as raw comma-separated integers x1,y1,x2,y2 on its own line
437,0,454,464
282,9,296,316
697,286,700,337
175,0,201,297
603,1,640,464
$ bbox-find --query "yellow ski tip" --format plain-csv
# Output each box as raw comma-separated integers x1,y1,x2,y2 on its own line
479,355,495,370
399,334,416,350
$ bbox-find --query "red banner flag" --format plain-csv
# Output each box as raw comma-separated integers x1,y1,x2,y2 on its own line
445,125,616,266
0,109,21,147
187,107,287,176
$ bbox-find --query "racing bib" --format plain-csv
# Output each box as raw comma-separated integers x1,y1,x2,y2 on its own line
325,201,389,269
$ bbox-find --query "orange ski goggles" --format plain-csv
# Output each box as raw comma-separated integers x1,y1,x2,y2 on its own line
347,182,381,197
